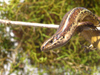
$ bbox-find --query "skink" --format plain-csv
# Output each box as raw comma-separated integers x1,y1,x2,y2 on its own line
41,7,100,51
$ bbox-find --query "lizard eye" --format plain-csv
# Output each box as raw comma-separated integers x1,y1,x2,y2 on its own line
50,40,53,43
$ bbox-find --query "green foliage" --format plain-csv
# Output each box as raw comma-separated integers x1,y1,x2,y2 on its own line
0,0,100,74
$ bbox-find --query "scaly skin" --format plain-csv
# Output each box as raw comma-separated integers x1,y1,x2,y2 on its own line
41,7,100,51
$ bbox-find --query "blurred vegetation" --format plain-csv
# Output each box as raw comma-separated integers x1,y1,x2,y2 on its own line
0,0,100,75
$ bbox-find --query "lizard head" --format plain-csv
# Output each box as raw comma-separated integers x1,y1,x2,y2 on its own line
41,33,71,52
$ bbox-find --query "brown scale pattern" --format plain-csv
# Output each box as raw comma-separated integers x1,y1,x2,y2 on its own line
41,7,100,51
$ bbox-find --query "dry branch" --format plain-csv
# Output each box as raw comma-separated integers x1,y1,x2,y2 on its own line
0,19,100,30
0,19,59,29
